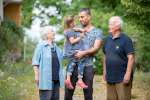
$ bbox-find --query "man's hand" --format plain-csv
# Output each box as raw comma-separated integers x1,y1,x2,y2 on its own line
123,54,134,84
123,72,131,84
80,32,85,38
102,73,106,81
74,50,87,59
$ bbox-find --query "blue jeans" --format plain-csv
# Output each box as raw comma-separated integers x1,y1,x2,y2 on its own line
67,58,85,78
39,80,60,100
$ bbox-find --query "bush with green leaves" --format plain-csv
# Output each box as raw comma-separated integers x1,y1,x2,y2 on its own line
22,0,150,72
0,19,24,63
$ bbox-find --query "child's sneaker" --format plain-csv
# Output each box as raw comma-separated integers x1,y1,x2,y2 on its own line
76,80,88,89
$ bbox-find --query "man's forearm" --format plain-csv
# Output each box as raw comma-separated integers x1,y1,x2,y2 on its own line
126,54,134,75
102,56,106,81
84,46,99,56
103,56,106,75
84,39,102,56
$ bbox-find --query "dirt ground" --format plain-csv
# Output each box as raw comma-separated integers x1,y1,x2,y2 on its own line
58,75,149,100
30,74,149,100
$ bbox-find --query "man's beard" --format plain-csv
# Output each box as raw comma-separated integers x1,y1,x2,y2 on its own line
82,23,88,27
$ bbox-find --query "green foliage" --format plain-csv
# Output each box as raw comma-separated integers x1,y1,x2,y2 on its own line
21,0,150,73
0,61,35,100
0,19,24,62
0,77,22,100
49,16,61,25
94,50,103,74
134,72,150,100
121,0,150,28
22,0,36,27
121,0,150,71
0,39,38,99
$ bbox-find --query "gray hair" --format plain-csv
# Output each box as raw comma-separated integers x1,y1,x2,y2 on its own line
109,16,123,29
40,26,54,40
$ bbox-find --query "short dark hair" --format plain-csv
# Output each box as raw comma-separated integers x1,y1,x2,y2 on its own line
79,8,91,15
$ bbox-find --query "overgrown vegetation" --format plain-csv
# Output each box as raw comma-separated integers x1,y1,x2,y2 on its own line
0,19,24,63
0,37,36,100
22,0,150,73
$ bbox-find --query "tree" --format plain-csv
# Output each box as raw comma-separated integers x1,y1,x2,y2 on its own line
121,0,150,71
0,19,24,63
22,0,150,72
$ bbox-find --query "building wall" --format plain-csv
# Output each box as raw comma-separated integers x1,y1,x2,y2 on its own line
4,3,21,26
0,0,3,22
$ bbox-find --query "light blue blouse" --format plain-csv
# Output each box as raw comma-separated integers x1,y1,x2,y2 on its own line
32,41,64,90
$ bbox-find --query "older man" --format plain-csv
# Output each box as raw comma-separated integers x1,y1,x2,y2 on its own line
64,8,103,100
103,16,135,100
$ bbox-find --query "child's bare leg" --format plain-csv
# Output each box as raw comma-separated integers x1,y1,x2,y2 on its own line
66,74,71,81
77,78,83,83
77,75,88,89
65,73,74,89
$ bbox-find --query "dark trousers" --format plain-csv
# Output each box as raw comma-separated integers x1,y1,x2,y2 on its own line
64,65,94,100
39,81,60,100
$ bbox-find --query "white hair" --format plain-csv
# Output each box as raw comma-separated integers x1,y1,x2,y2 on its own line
109,16,123,29
40,26,54,40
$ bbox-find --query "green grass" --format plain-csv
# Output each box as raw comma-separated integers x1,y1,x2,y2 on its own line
132,71,150,100
0,61,36,100
0,60,150,100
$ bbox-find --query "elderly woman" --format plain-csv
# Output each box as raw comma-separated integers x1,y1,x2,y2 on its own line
32,27,64,100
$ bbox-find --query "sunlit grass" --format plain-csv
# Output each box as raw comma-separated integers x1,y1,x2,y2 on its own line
0,61,150,100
